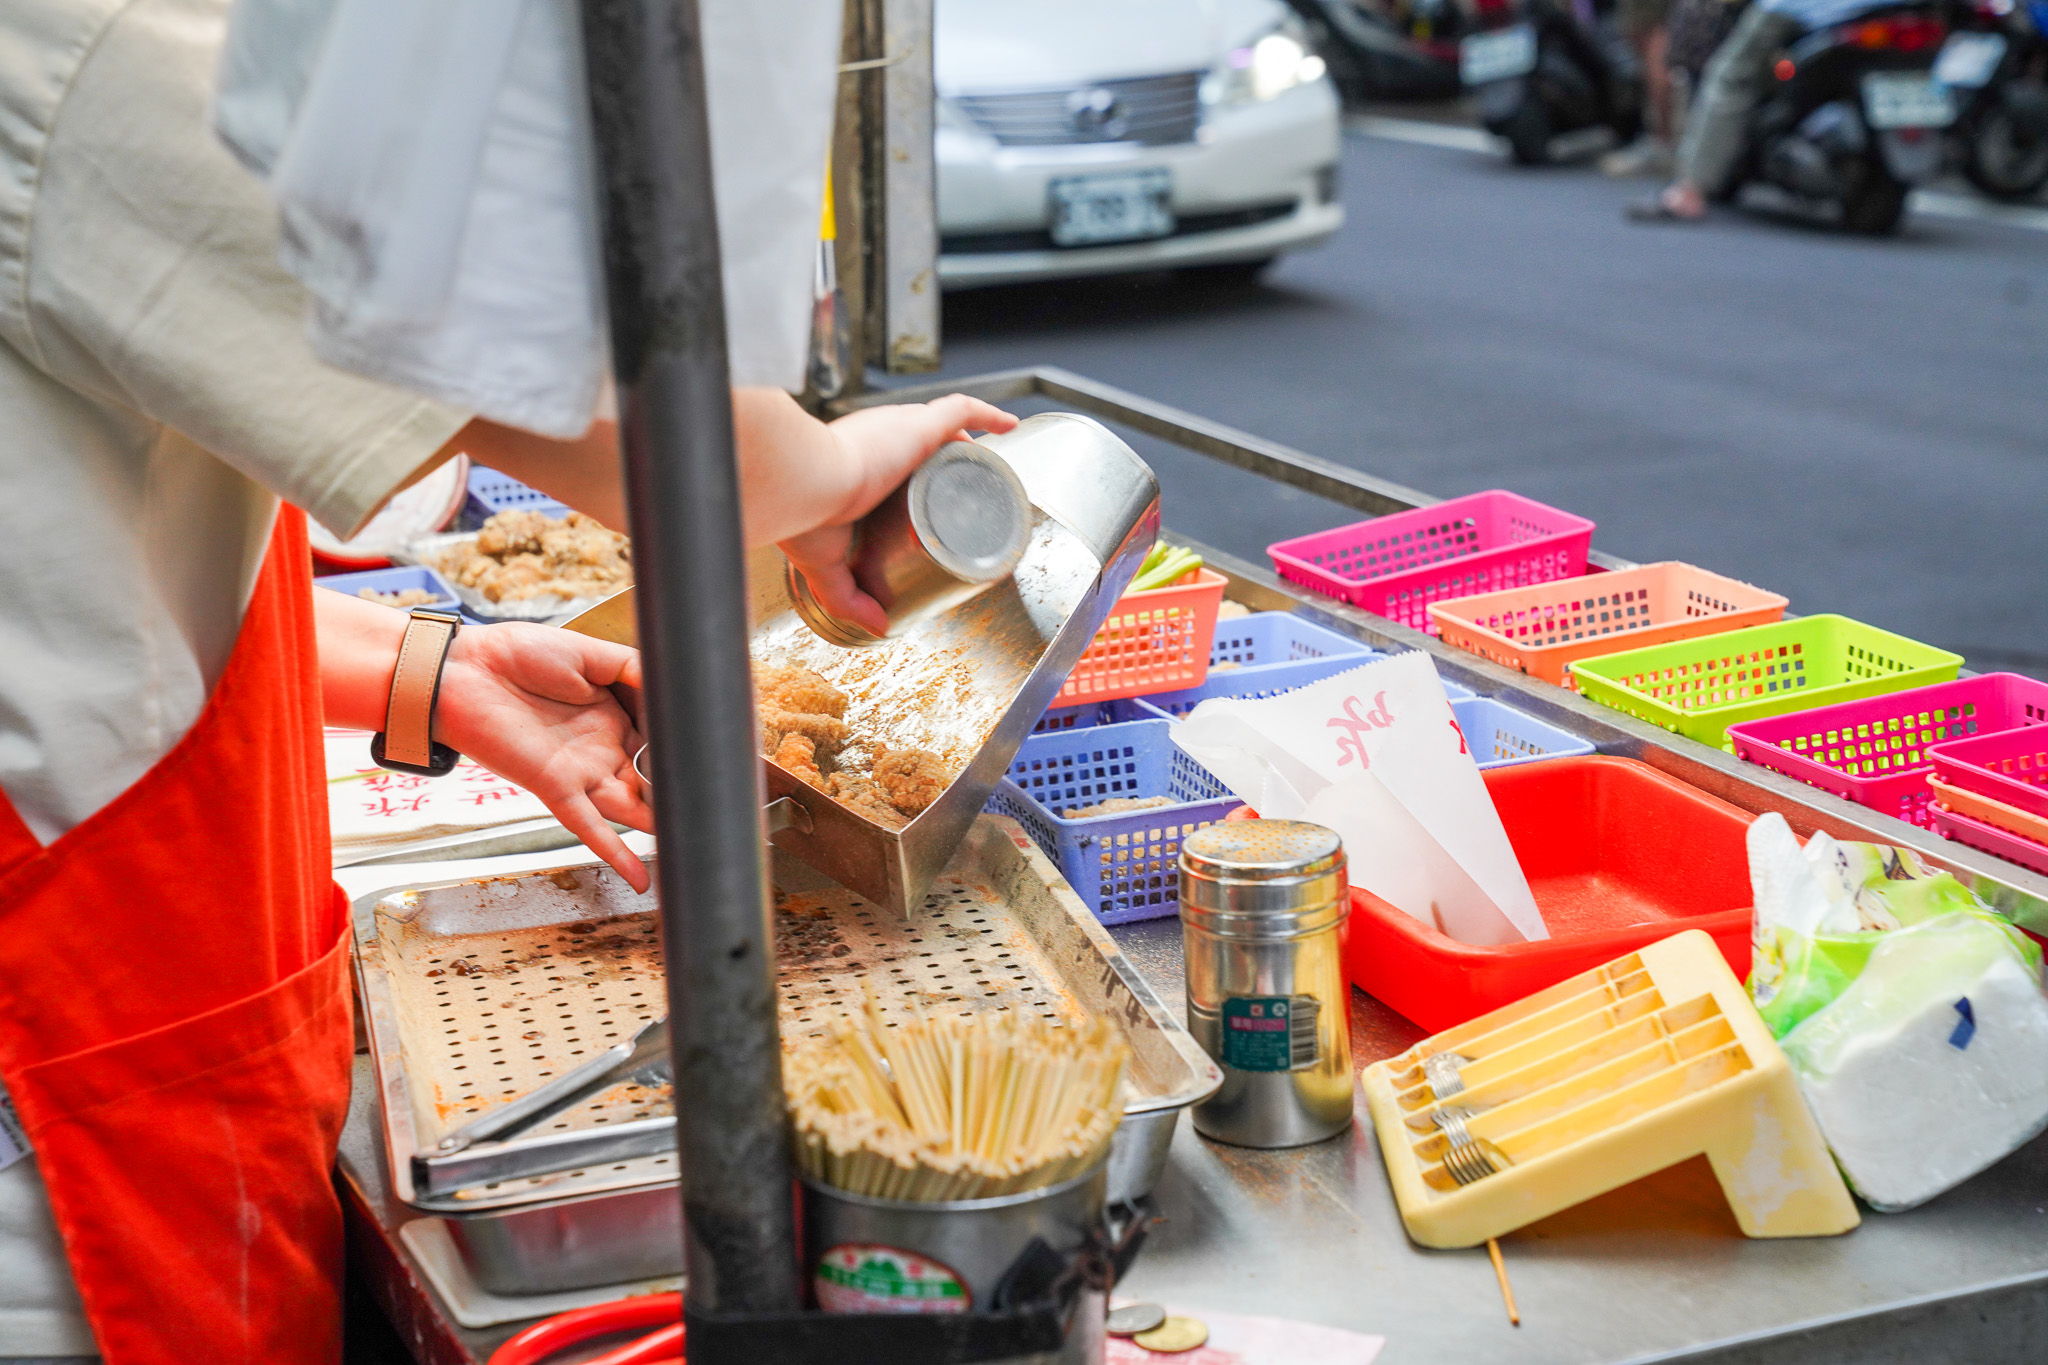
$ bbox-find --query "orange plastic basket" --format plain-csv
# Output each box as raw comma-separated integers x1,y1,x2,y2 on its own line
1429,562,1788,689
1929,774,2048,847
1053,568,1227,706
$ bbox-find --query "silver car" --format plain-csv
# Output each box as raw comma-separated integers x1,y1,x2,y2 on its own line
936,0,1345,288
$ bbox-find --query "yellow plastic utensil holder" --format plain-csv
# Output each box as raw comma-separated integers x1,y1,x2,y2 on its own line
1361,930,1860,1248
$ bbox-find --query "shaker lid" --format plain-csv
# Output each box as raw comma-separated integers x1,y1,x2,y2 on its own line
1181,820,1343,881
1180,819,1346,933
910,443,1032,584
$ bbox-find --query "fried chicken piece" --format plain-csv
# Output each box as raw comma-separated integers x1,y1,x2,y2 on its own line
760,708,849,749
873,747,948,817
753,664,848,720
826,772,906,829
772,733,826,789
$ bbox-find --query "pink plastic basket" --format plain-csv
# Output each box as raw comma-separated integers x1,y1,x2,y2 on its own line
1934,804,2048,878
1267,491,1595,634
1929,726,2048,822
1726,674,2048,829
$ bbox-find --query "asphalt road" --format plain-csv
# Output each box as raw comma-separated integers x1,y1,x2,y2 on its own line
931,121,2048,676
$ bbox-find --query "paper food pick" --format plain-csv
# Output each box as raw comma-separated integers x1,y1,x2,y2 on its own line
1172,652,1545,945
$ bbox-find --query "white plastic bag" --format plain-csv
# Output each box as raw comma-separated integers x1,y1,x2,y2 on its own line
1170,653,1546,945
1747,812,2048,1210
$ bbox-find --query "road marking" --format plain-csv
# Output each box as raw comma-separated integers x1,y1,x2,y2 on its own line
1349,115,1498,154
1355,114,2048,233
1909,190,2048,234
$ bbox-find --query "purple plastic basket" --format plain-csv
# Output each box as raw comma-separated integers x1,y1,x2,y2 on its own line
1726,673,2048,829
1267,491,1595,634
314,564,461,613
986,719,1240,924
465,465,571,526
1929,726,2048,822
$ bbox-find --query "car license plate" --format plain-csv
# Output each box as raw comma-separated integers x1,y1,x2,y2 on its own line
1932,32,2007,89
1460,25,1537,87
1048,170,1174,248
1862,72,1957,129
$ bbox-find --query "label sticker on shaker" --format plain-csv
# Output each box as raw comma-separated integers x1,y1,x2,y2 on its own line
814,1243,970,1314
1221,995,1320,1072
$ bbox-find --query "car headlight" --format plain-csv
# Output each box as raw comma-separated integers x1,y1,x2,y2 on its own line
1202,21,1328,107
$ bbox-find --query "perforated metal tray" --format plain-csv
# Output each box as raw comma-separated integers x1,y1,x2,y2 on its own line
354,814,1221,1222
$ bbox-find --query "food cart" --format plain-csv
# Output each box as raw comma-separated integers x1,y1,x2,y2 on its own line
337,365,2048,1365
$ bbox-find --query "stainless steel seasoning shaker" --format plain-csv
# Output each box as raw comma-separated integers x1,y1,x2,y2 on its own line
788,439,1033,647
1180,820,1354,1148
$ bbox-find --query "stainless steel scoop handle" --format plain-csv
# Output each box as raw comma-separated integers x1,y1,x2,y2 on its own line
433,1015,670,1155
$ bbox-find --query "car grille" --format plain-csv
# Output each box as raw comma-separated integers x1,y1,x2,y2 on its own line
954,72,1204,147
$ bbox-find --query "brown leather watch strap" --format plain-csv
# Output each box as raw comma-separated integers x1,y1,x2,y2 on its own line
381,610,462,770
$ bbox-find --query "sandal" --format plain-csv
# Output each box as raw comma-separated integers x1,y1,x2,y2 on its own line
1626,196,1706,223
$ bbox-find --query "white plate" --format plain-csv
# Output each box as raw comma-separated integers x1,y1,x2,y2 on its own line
1461,25,1537,87
1048,168,1174,248
398,530,617,624
1863,72,1958,129
1933,32,2007,90
310,454,469,569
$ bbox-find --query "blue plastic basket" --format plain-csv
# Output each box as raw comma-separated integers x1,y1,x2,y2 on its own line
1448,697,1595,770
464,465,571,527
1207,612,1376,668
987,719,1241,925
1128,658,1584,770
314,565,460,612
1131,653,1475,723
1030,699,1165,735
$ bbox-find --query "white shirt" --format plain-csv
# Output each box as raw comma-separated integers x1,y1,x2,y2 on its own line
0,0,465,1350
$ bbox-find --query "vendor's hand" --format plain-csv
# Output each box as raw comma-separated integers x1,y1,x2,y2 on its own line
735,389,1019,637
432,623,654,892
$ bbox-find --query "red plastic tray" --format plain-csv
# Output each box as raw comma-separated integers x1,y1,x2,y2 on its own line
1341,756,1756,1031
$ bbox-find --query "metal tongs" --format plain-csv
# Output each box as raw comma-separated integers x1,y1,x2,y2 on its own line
411,1016,679,1198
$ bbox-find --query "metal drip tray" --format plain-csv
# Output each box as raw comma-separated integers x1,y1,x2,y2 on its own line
355,815,1222,1241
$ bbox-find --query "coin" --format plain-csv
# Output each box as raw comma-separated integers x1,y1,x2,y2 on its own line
1106,1302,1168,1336
1134,1315,1209,1353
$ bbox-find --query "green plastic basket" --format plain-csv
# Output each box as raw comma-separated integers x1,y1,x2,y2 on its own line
1569,615,1963,752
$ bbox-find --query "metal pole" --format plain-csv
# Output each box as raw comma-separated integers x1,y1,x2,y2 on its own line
579,0,802,1323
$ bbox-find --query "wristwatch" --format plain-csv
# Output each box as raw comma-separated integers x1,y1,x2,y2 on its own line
370,608,465,777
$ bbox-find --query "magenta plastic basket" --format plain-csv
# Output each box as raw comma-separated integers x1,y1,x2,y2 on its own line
1930,726,2048,822
1935,805,2048,878
1266,491,1595,634
1725,674,2048,829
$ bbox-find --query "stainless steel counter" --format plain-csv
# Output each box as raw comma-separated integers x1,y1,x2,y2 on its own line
339,369,2048,1362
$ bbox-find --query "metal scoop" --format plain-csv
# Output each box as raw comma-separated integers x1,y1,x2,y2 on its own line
564,412,1159,915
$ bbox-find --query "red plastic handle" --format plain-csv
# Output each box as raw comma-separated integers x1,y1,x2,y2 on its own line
486,1293,683,1365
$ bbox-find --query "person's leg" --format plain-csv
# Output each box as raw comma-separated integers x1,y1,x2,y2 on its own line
1643,23,1673,145
1603,0,1676,174
1634,6,1798,217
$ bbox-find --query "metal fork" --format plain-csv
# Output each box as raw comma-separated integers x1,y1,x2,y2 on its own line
1432,1105,1511,1186
1422,1050,1471,1100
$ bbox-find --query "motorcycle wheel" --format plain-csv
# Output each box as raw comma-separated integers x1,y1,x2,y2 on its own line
1841,163,1908,235
1504,100,1554,166
1963,104,2048,202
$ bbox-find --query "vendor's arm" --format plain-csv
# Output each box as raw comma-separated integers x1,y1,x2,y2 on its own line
465,389,1018,636
318,592,655,892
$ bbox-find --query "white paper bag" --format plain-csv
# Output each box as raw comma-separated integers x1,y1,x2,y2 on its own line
1171,653,1547,945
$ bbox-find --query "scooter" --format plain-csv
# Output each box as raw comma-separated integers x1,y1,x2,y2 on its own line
1463,0,1645,165
1936,0,2048,200
1722,3,1954,234
1285,0,1467,102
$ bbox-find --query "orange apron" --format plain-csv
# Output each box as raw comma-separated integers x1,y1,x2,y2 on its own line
0,509,352,1365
